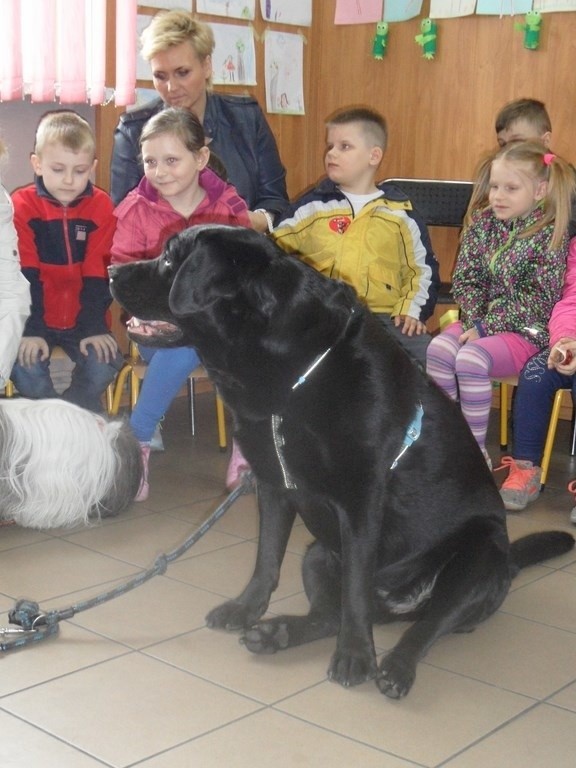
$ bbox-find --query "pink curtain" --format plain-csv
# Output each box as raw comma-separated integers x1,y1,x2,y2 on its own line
0,0,136,106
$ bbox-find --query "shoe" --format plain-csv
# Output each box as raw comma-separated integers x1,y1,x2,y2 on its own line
225,440,251,492
150,422,164,452
498,456,542,511
567,480,576,525
481,447,493,471
135,443,150,502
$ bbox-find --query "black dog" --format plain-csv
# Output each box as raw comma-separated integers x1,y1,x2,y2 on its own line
109,225,574,698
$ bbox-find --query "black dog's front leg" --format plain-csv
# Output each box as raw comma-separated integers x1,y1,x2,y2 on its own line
206,482,296,631
327,517,380,687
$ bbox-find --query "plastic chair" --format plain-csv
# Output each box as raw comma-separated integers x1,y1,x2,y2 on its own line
496,378,575,488
2,346,114,413
382,178,473,303
110,342,227,450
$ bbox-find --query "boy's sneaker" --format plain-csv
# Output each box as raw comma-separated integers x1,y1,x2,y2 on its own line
498,456,542,511
567,481,576,525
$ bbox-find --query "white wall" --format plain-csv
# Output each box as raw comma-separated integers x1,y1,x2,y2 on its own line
0,101,95,194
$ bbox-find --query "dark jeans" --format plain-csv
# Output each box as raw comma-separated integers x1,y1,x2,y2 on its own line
10,328,124,413
374,313,431,368
512,350,575,465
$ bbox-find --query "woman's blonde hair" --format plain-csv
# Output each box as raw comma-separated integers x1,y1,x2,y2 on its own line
140,10,214,86
465,140,576,250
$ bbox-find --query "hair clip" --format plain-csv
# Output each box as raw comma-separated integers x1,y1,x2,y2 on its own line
543,152,556,166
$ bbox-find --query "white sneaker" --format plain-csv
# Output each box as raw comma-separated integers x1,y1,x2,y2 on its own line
150,423,164,452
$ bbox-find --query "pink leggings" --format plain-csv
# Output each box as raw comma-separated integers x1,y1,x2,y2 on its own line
426,322,539,451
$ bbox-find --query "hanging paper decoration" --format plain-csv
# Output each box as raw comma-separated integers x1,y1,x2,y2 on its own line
415,18,438,60
372,21,389,59
515,11,542,50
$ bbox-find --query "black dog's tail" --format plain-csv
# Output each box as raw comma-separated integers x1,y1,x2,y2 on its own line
509,531,575,578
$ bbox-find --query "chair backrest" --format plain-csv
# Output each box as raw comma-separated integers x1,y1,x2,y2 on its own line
382,178,473,229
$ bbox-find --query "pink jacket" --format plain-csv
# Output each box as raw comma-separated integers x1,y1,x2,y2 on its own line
548,237,576,347
111,168,251,264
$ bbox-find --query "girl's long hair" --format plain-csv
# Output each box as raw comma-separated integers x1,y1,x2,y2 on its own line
464,141,575,250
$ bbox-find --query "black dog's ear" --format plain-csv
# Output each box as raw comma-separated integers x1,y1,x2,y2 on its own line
168,226,279,318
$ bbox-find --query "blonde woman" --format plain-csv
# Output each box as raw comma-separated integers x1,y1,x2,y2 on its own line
111,9,287,232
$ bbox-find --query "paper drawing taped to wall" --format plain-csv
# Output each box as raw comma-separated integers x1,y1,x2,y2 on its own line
211,23,256,86
265,31,304,115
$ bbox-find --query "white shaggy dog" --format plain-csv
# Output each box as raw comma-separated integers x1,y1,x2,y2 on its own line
0,399,141,529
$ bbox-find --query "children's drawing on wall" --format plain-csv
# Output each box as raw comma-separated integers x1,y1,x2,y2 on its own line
475,0,531,13
334,0,384,24
383,0,423,22
259,0,312,25
383,0,422,21
141,0,192,8
211,23,256,86
264,31,304,115
197,0,256,20
429,0,475,16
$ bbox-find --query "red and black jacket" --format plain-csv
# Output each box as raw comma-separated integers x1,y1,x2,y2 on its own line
12,177,115,337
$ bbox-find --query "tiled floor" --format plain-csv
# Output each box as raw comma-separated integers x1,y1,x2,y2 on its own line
2,394,576,767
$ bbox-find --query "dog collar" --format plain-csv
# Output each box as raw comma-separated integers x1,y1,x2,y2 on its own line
390,402,424,470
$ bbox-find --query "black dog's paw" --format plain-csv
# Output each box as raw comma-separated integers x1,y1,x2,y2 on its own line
327,646,377,687
241,620,290,654
206,600,258,631
376,651,416,699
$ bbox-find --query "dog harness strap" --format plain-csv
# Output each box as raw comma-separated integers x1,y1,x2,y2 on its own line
271,414,298,489
390,401,424,470
292,306,356,391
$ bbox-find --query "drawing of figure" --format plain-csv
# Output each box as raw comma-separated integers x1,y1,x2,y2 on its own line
224,54,236,82
236,38,246,82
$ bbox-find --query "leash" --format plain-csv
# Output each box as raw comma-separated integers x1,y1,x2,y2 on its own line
0,472,255,652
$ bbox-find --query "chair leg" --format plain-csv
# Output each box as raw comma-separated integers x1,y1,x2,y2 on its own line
570,393,576,456
188,377,197,435
216,395,227,451
110,364,133,416
105,382,114,414
500,382,509,450
540,389,565,488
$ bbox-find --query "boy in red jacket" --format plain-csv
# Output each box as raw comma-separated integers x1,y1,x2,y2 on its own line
11,111,122,413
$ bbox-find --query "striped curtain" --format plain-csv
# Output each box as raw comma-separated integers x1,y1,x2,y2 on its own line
0,0,136,106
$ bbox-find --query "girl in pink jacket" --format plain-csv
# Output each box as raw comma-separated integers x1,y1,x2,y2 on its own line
111,108,251,501
498,235,576,519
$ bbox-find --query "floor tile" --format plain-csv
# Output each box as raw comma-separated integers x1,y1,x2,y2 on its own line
442,703,576,768
145,626,333,703
0,538,139,602
0,710,106,767
277,667,534,766
425,611,576,698
2,653,261,766
137,708,419,768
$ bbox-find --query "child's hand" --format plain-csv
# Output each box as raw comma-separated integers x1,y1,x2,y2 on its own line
458,327,480,345
393,315,427,336
18,337,49,367
548,337,576,374
80,334,119,364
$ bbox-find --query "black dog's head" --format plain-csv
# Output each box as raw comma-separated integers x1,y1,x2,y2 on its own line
109,224,359,360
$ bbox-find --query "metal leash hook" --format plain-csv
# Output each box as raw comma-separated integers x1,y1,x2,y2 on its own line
0,472,255,652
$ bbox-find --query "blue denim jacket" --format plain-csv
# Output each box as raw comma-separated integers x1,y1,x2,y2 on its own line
110,93,289,218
